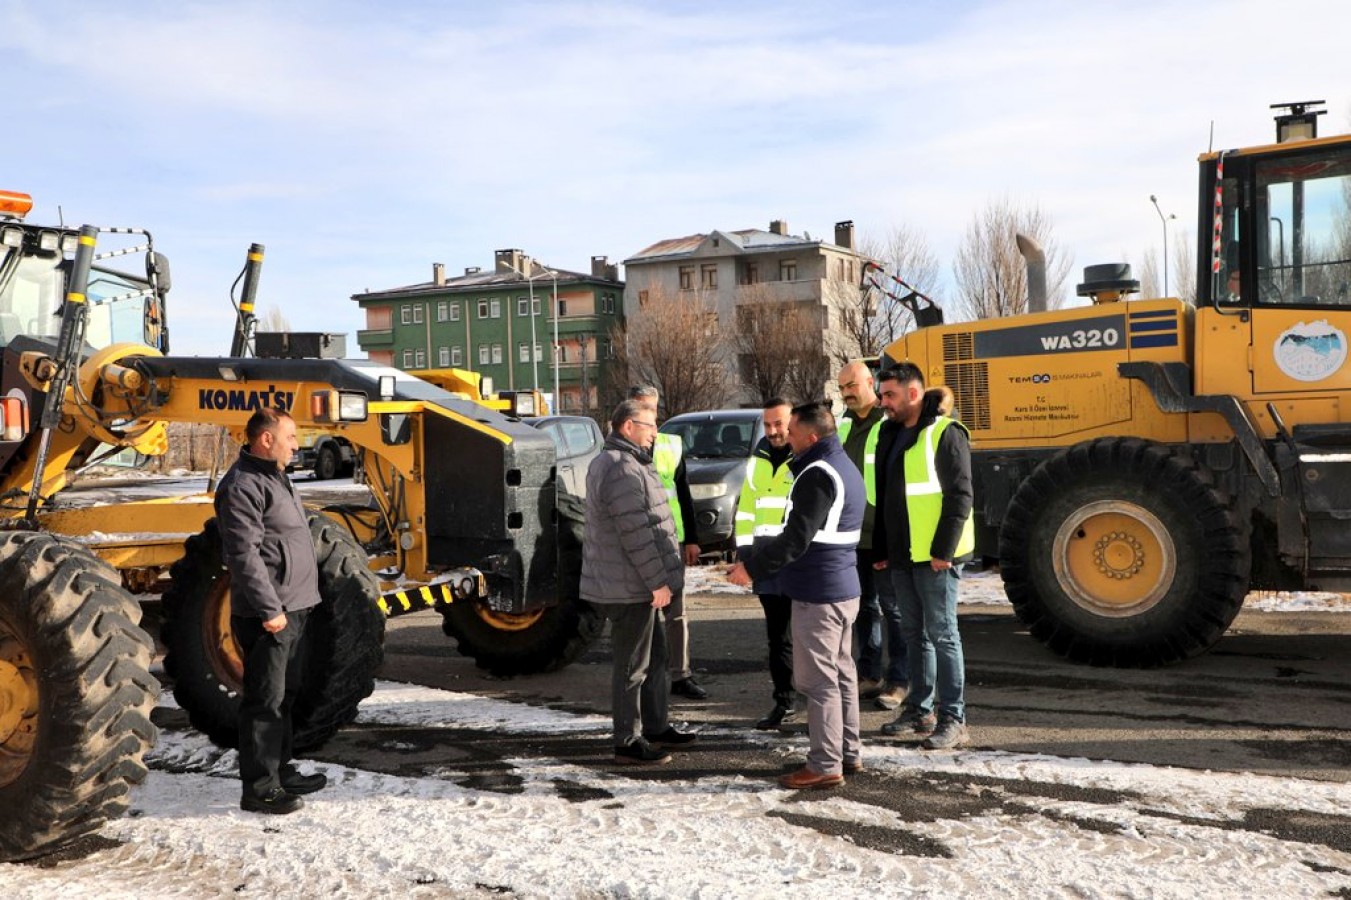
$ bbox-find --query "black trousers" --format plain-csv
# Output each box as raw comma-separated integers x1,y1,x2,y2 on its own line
759,593,794,705
233,607,311,798
604,602,670,746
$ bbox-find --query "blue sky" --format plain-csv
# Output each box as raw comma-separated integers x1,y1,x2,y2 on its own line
5,0,1348,354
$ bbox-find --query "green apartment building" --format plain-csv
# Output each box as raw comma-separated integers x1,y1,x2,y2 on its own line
354,249,624,415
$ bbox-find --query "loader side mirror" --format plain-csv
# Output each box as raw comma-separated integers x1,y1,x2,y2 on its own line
380,412,411,445
147,252,171,295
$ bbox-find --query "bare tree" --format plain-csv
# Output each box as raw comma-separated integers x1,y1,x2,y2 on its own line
1170,228,1197,305
611,284,728,417
952,197,1073,320
1136,250,1161,299
259,305,291,332
827,225,940,365
733,287,833,405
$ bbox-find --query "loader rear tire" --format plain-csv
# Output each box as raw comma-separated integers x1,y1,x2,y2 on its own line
315,443,340,481
0,532,157,862
440,489,602,675
999,437,1250,667
161,515,384,750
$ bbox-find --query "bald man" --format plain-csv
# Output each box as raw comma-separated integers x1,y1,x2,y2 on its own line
836,361,908,711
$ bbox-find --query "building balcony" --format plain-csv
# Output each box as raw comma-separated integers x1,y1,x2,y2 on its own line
357,328,395,349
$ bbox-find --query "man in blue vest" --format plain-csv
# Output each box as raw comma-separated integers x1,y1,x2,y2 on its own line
733,398,796,729
728,403,866,789
628,386,707,701
837,361,908,712
872,363,974,751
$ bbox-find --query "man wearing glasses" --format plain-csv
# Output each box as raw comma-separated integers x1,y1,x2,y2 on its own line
580,400,699,764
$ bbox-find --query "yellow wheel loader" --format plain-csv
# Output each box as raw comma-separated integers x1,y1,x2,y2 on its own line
0,195,592,860
878,101,1351,667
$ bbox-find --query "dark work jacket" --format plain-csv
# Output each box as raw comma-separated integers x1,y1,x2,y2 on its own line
840,405,883,556
672,454,699,546
581,433,684,603
215,448,322,620
743,435,864,604
872,391,974,567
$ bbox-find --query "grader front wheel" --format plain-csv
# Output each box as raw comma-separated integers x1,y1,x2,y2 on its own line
0,532,158,863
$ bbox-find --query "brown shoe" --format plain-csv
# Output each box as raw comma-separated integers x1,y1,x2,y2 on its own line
857,677,885,700
778,766,844,790
843,760,864,775
874,682,908,711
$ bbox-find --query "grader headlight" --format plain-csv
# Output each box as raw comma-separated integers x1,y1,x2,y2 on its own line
309,389,368,424
1,227,21,248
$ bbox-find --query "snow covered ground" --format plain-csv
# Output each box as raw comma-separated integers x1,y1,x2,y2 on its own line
6,677,1351,899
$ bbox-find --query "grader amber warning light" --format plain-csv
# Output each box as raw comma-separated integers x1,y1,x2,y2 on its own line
878,101,1351,668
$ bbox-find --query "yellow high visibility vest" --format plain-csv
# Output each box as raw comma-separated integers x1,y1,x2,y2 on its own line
653,432,686,543
733,450,794,548
902,416,975,562
837,414,881,506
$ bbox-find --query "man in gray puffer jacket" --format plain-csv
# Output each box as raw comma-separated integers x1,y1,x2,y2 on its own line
582,399,698,764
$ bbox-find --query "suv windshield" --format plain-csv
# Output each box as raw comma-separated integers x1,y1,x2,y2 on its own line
663,417,756,459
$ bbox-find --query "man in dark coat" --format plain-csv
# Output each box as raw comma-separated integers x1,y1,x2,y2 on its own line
215,407,328,814
582,400,697,764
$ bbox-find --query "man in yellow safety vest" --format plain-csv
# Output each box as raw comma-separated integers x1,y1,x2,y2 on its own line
733,398,797,729
629,386,706,700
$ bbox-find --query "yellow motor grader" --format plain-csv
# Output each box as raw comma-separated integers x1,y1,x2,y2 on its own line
877,101,1351,667
0,194,594,860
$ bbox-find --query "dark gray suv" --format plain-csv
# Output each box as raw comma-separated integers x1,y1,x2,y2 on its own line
658,409,764,551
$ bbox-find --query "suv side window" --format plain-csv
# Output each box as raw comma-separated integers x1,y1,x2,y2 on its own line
559,420,598,457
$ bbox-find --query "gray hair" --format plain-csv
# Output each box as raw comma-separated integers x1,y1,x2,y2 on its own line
609,399,648,433
626,385,659,402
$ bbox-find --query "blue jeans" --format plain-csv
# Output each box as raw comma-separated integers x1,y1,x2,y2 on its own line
853,560,884,681
889,565,965,722
874,567,909,686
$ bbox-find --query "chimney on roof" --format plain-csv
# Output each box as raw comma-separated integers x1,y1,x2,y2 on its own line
769,219,788,236
432,262,446,286
591,255,610,278
464,266,481,276
495,248,525,275
834,221,855,250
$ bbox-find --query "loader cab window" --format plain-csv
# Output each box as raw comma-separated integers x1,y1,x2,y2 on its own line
0,248,63,343
1254,147,1351,307
84,267,151,347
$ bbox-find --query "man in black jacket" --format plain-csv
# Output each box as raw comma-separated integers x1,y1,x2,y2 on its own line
872,365,975,751
215,407,328,814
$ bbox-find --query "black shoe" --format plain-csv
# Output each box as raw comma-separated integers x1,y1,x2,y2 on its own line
280,771,327,796
754,704,798,730
643,726,698,748
671,677,709,700
240,787,304,815
614,738,672,765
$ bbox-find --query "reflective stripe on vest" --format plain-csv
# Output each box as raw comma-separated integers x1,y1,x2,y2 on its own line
837,415,882,506
733,453,794,548
902,416,975,562
653,432,685,543
781,460,862,547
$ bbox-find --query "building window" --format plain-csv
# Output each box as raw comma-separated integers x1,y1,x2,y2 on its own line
518,298,529,317
638,289,649,308
605,338,615,359
744,262,758,285
413,305,424,324
449,302,461,322
701,264,717,289
559,345,568,363
780,259,797,281
519,342,530,363
478,299,489,319
437,301,448,322
402,349,413,368
478,343,490,365
491,343,503,364
534,343,543,362
558,300,568,317
490,298,502,318
400,306,412,325
414,349,426,368
679,266,694,290
439,346,450,366
451,346,463,366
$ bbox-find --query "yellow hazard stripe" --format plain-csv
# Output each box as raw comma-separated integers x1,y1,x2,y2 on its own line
377,582,455,618
66,292,86,304
248,252,263,262
240,301,255,313
79,235,96,247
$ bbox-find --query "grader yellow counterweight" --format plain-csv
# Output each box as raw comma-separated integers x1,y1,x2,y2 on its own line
878,102,1351,667
0,195,593,861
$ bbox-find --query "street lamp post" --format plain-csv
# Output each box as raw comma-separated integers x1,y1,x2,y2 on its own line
1150,195,1177,297
504,257,558,397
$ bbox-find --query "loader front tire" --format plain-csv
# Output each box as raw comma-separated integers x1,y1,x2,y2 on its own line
999,437,1250,667
0,532,157,862
161,514,384,750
